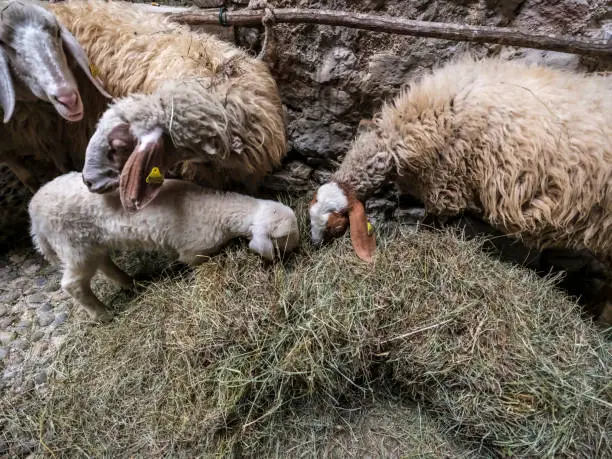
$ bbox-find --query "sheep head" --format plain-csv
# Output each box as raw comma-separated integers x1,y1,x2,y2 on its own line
0,0,110,123
82,111,174,212
309,182,376,263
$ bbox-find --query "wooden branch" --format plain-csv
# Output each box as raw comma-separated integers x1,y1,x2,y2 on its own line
168,8,611,57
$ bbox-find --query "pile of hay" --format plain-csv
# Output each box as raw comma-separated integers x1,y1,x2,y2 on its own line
1,201,610,457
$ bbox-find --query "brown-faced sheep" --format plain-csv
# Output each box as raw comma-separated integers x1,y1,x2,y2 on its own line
309,56,612,322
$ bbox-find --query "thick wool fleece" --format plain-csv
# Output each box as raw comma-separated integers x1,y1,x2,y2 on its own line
333,56,612,266
29,172,299,266
49,0,287,189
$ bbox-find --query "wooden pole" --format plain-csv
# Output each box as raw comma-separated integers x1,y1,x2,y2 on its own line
168,8,611,58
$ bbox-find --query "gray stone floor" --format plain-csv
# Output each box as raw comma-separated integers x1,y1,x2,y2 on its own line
0,244,76,396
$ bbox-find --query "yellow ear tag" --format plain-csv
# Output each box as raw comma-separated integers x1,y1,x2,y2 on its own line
367,221,374,236
89,63,100,78
145,167,164,185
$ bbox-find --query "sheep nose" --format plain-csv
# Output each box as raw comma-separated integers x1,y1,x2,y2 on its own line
54,89,79,111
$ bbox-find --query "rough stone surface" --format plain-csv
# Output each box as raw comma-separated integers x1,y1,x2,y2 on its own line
0,245,77,396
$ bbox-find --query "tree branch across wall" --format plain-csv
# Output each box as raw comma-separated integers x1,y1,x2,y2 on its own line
166,7,611,58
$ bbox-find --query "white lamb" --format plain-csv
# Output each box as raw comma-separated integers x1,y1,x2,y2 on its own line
29,172,300,322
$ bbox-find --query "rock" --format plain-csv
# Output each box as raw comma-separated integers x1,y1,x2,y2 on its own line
0,316,16,329
37,313,55,328
34,371,47,385
320,88,354,115
0,305,7,317
602,22,612,42
366,198,396,214
23,263,40,276
312,169,334,185
15,320,31,333
40,302,53,312
31,331,45,342
54,312,69,326
0,348,6,359
11,338,29,351
9,254,25,264
34,277,47,287
44,281,61,293
0,331,15,344
31,341,49,356
395,207,426,223
365,53,418,90
26,293,46,305
262,161,314,192
314,47,357,84
0,291,20,304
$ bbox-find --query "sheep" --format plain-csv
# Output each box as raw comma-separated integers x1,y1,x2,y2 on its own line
29,171,300,322
44,0,287,212
0,0,111,191
309,56,612,321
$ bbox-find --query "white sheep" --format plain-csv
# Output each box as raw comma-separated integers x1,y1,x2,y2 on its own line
309,56,612,322
0,0,111,191
29,172,300,322
310,56,611,262
45,0,287,211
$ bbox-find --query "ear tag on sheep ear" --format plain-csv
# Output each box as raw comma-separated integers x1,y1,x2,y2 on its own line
145,167,164,185
89,63,100,78
367,220,374,236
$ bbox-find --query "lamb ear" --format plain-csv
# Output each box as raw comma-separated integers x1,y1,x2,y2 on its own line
119,132,168,213
0,48,16,123
60,24,112,99
347,196,376,263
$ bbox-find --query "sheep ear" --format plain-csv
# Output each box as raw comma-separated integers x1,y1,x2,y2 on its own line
119,132,167,213
0,48,16,123
60,24,112,99
347,196,376,263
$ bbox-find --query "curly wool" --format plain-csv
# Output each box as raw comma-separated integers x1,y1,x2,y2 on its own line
49,0,287,188
333,56,612,266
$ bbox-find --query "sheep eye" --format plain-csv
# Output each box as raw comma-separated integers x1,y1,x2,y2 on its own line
107,148,117,162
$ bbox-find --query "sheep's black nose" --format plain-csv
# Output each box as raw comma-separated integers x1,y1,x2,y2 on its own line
82,174,93,189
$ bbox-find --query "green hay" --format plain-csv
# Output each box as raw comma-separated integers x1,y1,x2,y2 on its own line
1,199,610,458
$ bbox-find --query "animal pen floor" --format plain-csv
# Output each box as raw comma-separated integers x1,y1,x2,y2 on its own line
0,198,610,458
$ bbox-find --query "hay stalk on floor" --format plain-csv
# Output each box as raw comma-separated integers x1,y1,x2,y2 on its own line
1,200,610,457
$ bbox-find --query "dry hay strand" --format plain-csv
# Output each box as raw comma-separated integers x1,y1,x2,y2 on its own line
1,199,610,457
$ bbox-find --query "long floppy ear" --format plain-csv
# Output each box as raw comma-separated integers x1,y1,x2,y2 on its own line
119,131,168,213
347,196,376,263
0,48,16,123
60,24,112,99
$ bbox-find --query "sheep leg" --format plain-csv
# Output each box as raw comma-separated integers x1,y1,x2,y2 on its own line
61,264,114,323
98,254,134,290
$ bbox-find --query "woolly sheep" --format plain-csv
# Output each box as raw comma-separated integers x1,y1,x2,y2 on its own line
0,0,111,191
45,0,287,212
309,56,612,319
29,171,300,322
